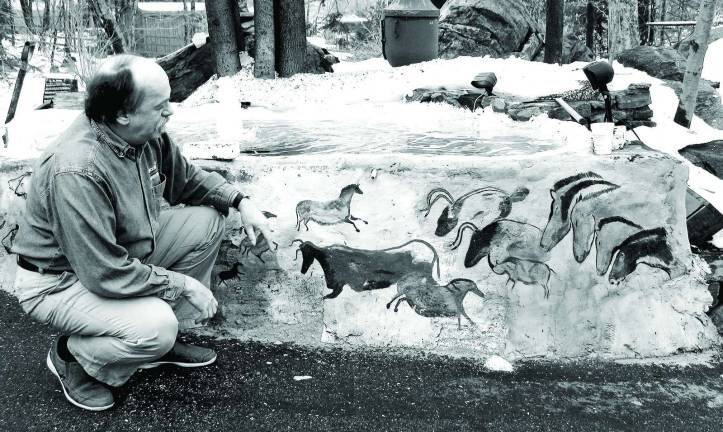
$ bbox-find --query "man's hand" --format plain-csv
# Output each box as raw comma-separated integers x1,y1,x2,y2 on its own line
182,275,218,324
238,198,276,248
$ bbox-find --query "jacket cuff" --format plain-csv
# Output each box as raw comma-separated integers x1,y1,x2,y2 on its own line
159,270,186,301
214,183,242,216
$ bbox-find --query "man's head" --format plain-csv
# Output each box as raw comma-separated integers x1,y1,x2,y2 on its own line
85,54,173,146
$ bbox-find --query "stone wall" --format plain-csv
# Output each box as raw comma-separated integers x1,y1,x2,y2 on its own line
1,146,718,360
407,83,655,128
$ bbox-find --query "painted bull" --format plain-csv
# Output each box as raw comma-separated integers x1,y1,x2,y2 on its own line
294,239,440,299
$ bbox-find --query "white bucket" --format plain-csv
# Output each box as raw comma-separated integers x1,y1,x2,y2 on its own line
590,122,614,155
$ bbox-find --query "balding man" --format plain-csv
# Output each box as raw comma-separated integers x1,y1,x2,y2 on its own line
12,54,274,411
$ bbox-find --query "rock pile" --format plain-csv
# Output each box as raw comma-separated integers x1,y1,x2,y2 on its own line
406,82,655,128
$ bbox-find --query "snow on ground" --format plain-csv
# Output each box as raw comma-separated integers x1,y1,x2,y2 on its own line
2,38,723,220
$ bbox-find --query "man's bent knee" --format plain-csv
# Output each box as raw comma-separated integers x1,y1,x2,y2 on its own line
132,300,178,357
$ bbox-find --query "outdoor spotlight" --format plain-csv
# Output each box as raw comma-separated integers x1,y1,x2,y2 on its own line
583,61,615,122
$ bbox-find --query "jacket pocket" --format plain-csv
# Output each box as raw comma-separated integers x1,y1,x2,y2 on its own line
150,174,166,219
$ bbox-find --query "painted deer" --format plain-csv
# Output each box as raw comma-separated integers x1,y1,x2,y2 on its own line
386,275,484,330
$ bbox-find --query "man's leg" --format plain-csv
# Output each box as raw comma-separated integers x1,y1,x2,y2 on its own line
16,267,179,410
144,206,226,329
137,206,225,368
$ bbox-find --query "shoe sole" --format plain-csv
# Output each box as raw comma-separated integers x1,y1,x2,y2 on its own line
138,354,217,370
46,352,114,412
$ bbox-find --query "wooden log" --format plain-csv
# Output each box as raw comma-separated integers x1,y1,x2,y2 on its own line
157,40,215,103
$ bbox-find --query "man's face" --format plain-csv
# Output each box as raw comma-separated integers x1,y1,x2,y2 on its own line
124,72,173,146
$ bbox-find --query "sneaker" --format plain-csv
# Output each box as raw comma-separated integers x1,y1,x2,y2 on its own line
46,338,114,411
138,340,217,370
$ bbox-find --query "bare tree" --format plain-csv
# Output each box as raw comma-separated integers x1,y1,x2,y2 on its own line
87,0,126,53
205,0,241,76
254,0,275,78
544,0,564,63
607,0,639,60
274,0,305,77
19,0,35,33
674,0,718,128
115,0,138,51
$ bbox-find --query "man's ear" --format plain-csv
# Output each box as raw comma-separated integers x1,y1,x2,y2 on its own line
116,112,130,126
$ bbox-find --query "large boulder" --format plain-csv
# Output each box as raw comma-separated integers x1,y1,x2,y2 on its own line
438,0,543,60
616,45,723,130
616,45,686,81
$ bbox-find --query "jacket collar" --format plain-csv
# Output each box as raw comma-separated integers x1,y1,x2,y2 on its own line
90,118,139,160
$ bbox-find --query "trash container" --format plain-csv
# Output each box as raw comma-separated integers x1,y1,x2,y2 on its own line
382,0,440,67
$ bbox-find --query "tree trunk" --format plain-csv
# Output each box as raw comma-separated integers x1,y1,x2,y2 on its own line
254,0,275,78
87,0,126,53
42,0,51,33
191,0,195,11
229,0,245,53
637,0,651,45
673,0,717,128
0,0,14,43
115,0,138,51
586,1,595,52
19,0,35,33
608,0,639,60
658,0,667,45
544,0,564,64
274,0,306,77
205,0,241,76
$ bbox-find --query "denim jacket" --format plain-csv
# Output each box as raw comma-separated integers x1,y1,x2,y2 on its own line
12,114,240,301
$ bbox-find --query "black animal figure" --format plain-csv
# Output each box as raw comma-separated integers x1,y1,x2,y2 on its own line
594,216,642,276
293,239,440,299
295,184,368,232
7,171,32,199
421,186,529,236
218,262,244,287
489,255,554,299
386,275,484,329
1,223,18,254
238,211,278,263
608,227,678,284
450,220,549,268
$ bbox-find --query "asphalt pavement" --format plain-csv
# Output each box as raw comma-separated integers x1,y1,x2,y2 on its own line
1,290,722,432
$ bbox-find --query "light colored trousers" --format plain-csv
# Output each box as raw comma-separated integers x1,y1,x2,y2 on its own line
14,207,225,387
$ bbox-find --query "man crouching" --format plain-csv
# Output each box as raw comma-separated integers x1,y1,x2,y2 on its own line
11,54,274,411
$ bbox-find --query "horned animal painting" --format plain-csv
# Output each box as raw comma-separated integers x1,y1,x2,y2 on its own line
238,211,278,263
8,171,32,199
295,184,368,232
608,227,680,284
451,219,550,268
451,220,554,298
293,239,440,299
540,172,620,260
386,275,484,329
421,186,529,236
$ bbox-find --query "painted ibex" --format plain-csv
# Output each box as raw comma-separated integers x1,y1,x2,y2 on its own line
421,186,529,236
